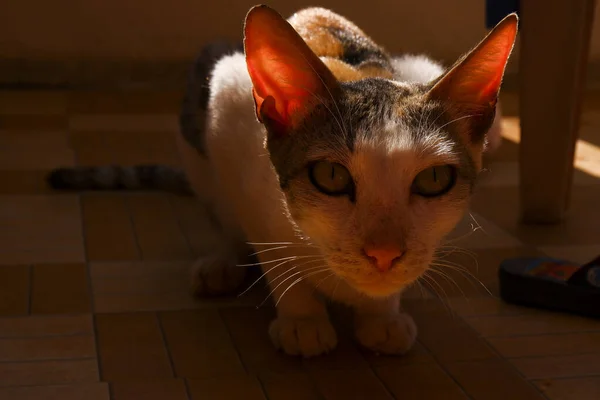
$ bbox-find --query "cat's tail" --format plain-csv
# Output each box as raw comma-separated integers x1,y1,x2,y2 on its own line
46,164,194,195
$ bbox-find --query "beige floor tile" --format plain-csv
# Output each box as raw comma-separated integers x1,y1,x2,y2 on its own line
0,170,56,194
0,315,93,338
304,332,371,371
403,299,497,363
534,377,600,400
466,313,600,337
0,130,74,170
0,335,95,362
447,297,535,317
0,383,109,400
479,161,600,187
471,186,600,246
82,194,140,261
0,91,67,115
187,376,267,400
31,263,91,314
538,244,600,264
0,195,84,263
512,353,600,379
127,194,192,261
0,359,99,386
0,265,30,316
446,359,546,400
159,309,245,378
376,363,469,400
220,306,304,374
95,313,173,381
111,379,188,400
489,332,600,358
312,369,393,400
67,91,181,114
69,114,178,132
362,342,435,368
70,130,180,166
260,372,321,400
91,261,204,312
170,196,220,257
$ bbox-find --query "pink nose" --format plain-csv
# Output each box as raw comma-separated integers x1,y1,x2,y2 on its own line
363,245,403,272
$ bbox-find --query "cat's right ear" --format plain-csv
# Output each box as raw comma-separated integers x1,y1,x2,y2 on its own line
244,5,340,137
427,13,518,140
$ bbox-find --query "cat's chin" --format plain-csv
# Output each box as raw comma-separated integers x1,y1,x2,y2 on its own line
345,277,413,298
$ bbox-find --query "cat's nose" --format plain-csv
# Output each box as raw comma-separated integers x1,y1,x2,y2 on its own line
363,245,403,272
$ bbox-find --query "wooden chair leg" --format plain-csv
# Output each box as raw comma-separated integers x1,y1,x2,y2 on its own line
518,0,596,224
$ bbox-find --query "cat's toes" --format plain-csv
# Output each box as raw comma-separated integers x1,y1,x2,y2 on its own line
191,252,246,296
355,312,417,355
269,316,338,358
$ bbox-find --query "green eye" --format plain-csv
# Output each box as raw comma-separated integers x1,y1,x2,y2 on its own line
309,161,354,197
412,165,456,197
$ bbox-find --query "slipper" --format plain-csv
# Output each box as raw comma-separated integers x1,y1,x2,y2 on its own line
499,255,600,318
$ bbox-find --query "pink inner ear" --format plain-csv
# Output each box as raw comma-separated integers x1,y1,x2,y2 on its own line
431,14,518,107
244,6,338,131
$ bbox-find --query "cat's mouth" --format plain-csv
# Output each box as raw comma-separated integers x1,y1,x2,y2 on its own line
334,264,425,298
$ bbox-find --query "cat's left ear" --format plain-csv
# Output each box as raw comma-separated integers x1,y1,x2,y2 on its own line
244,5,340,137
428,13,518,139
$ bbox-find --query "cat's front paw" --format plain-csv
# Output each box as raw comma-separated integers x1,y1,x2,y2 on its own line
191,252,245,297
355,313,417,355
269,316,338,357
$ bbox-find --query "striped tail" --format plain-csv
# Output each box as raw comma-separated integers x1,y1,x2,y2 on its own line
46,164,193,195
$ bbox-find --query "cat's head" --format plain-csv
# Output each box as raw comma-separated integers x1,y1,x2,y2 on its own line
244,5,518,297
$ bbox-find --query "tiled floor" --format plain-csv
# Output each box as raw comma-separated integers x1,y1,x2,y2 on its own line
0,88,599,400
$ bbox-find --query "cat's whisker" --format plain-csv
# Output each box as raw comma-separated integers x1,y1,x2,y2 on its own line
275,268,331,307
238,258,324,297
429,262,492,297
260,266,329,308
313,272,336,293
437,113,483,131
237,254,321,267
267,259,327,285
419,273,452,312
248,245,317,257
246,241,313,247
428,267,468,299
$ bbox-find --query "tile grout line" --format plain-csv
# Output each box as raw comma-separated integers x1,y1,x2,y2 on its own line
450,302,553,399
167,195,196,259
26,264,33,315
155,312,177,379
123,194,144,261
216,308,250,375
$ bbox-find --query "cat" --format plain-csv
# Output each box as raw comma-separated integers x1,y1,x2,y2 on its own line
47,5,518,357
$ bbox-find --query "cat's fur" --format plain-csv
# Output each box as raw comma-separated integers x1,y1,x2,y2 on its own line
47,6,517,357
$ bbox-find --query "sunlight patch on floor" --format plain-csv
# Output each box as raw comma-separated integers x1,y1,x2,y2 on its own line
501,117,600,178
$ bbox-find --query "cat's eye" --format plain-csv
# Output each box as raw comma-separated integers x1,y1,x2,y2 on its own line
309,161,354,197
412,165,456,197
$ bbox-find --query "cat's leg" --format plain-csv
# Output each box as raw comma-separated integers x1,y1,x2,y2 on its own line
190,198,249,296
190,235,247,296
259,250,337,357
353,294,417,355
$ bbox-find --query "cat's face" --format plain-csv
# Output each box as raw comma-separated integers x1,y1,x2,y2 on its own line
267,79,481,297
243,5,517,297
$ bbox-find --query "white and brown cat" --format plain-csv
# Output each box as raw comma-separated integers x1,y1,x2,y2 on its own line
48,5,518,357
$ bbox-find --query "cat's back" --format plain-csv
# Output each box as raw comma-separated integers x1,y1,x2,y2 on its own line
289,7,394,81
